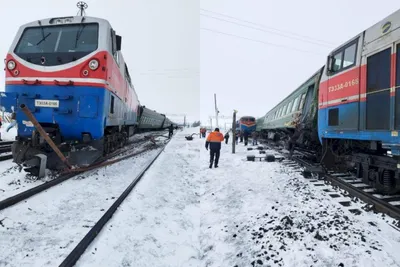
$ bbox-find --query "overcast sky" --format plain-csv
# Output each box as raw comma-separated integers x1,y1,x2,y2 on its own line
200,0,400,126
1,1,400,126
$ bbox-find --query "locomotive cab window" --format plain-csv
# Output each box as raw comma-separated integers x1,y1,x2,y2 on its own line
328,39,358,75
14,23,99,66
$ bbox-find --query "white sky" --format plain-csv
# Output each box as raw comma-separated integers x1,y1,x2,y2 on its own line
200,0,400,123
1,1,400,125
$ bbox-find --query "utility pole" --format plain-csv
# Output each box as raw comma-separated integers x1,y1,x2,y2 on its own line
214,93,219,128
232,110,237,154
184,115,186,127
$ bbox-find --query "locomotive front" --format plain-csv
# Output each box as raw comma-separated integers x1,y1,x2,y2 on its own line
2,16,116,171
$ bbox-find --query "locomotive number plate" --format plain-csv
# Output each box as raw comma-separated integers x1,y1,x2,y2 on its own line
34,99,59,108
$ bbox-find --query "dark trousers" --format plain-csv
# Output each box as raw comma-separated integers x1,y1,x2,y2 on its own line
225,138,229,144
210,149,220,166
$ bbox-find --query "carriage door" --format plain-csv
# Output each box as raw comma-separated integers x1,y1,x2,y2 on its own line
366,47,391,130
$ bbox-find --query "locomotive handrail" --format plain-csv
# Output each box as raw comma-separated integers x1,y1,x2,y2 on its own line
54,80,74,86
22,79,42,85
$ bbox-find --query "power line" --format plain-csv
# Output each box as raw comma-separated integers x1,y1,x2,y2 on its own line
200,8,336,46
201,13,334,48
201,28,326,56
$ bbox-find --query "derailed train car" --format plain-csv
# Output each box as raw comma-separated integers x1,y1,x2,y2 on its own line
258,8,400,194
0,11,173,174
257,68,323,153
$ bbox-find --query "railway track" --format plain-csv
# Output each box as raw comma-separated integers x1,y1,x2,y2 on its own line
0,134,167,211
58,139,169,267
0,141,13,161
258,140,400,223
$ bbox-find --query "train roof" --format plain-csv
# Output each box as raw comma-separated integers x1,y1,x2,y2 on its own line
259,66,324,119
18,16,110,29
240,116,255,119
326,8,400,57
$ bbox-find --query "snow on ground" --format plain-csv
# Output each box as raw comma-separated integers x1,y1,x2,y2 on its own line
76,128,400,267
0,122,17,141
2,127,400,267
76,127,202,267
0,131,166,201
0,143,163,267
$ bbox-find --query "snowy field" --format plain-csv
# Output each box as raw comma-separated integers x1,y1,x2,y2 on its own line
1,127,400,266
0,143,164,267
0,130,164,202
75,127,400,267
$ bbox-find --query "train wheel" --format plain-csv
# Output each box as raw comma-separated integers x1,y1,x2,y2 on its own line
377,169,397,195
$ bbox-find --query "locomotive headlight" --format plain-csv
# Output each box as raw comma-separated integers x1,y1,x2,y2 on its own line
7,60,16,70
89,59,99,70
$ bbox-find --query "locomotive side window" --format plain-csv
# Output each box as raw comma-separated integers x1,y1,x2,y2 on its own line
328,39,358,75
332,52,343,72
110,29,120,66
343,43,356,68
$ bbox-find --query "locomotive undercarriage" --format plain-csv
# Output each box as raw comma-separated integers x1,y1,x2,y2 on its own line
320,139,400,195
12,123,131,175
261,126,322,162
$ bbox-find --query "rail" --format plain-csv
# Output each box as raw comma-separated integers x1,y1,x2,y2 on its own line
59,137,170,267
0,137,163,211
261,140,400,222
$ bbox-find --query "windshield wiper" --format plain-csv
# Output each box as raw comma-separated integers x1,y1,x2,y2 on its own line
36,33,51,46
74,17,86,49
36,20,51,46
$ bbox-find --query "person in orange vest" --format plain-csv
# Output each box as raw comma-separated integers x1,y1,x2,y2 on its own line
205,127,224,168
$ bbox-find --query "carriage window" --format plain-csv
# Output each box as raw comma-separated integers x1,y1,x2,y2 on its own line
277,108,282,118
292,96,300,112
282,104,288,116
343,43,356,68
287,100,294,114
299,93,306,110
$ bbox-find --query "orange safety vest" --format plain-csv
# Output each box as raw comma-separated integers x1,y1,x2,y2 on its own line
206,131,224,143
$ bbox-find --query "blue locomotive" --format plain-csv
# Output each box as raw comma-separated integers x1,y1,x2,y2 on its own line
0,6,173,173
